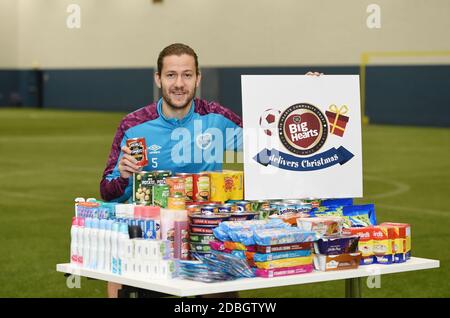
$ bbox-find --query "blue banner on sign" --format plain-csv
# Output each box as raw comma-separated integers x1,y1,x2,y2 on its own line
253,146,354,171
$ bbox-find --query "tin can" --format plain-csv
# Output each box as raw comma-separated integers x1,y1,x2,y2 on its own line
209,171,230,203
218,203,234,213
126,137,148,167
133,171,155,205
235,201,251,212
229,212,258,221
201,205,218,215
259,207,278,220
166,176,186,197
167,195,186,210
186,204,202,216
153,170,172,185
283,200,312,213
193,172,210,201
176,173,193,201
152,184,169,208
225,170,244,201
250,200,270,212
189,233,216,244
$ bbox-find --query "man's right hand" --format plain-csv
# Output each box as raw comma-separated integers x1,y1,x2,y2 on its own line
118,146,143,179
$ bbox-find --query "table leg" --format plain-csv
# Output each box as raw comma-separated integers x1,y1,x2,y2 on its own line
345,277,362,298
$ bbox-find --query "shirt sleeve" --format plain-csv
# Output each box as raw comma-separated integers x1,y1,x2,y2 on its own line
99,125,133,202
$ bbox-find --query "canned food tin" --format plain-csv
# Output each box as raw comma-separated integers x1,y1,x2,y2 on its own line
200,205,218,215
166,176,186,197
190,224,216,234
189,233,216,244
133,171,155,205
154,170,172,185
152,184,169,208
269,201,283,210
167,195,186,210
190,243,211,253
282,200,312,213
193,172,210,201
229,212,258,221
209,171,229,203
218,203,234,213
126,137,148,167
235,201,251,212
186,204,202,216
189,213,230,225
250,200,270,212
225,170,244,201
176,173,193,201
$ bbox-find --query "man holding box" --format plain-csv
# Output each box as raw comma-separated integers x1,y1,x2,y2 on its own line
100,43,244,204
100,43,244,298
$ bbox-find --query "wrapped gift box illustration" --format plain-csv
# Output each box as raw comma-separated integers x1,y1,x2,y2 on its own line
325,105,350,137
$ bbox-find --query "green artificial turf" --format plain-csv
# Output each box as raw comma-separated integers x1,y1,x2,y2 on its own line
0,107,448,298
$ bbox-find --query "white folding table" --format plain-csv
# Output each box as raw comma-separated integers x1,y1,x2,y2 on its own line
57,257,439,298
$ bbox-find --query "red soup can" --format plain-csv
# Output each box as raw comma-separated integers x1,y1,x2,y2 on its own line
193,172,210,202
126,137,148,167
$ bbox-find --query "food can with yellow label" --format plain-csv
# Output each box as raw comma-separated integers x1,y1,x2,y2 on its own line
176,173,193,201
167,195,186,210
166,176,186,197
226,170,244,201
193,172,210,201
209,171,228,203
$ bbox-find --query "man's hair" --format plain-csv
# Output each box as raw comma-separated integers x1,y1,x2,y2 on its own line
157,43,199,75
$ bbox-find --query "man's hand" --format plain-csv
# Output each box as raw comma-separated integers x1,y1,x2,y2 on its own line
306,71,324,76
118,146,143,179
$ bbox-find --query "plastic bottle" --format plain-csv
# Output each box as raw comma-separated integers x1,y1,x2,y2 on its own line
90,218,99,269
110,222,120,274
117,222,130,275
104,220,113,273
83,218,92,268
77,218,85,266
97,219,106,271
70,217,79,265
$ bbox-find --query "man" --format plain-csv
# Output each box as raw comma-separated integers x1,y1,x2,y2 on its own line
100,43,243,297
100,43,243,203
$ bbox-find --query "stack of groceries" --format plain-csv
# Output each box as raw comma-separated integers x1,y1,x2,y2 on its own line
68,170,411,282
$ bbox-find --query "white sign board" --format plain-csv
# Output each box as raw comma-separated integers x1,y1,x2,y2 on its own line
241,75,363,200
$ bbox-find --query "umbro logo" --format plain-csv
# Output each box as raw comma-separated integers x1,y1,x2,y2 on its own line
148,144,161,154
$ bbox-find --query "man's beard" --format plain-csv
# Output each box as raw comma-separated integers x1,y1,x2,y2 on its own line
161,86,197,110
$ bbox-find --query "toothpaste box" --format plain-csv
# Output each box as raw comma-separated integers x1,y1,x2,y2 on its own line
380,222,411,262
372,226,396,264
342,226,375,265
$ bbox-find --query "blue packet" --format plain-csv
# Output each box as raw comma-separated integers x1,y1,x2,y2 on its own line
252,249,312,262
343,204,376,227
321,198,353,207
213,227,231,242
231,250,246,259
253,228,319,246
194,251,255,278
229,229,255,246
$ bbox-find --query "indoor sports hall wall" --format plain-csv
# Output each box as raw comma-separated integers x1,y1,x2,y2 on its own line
0,0,449,126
